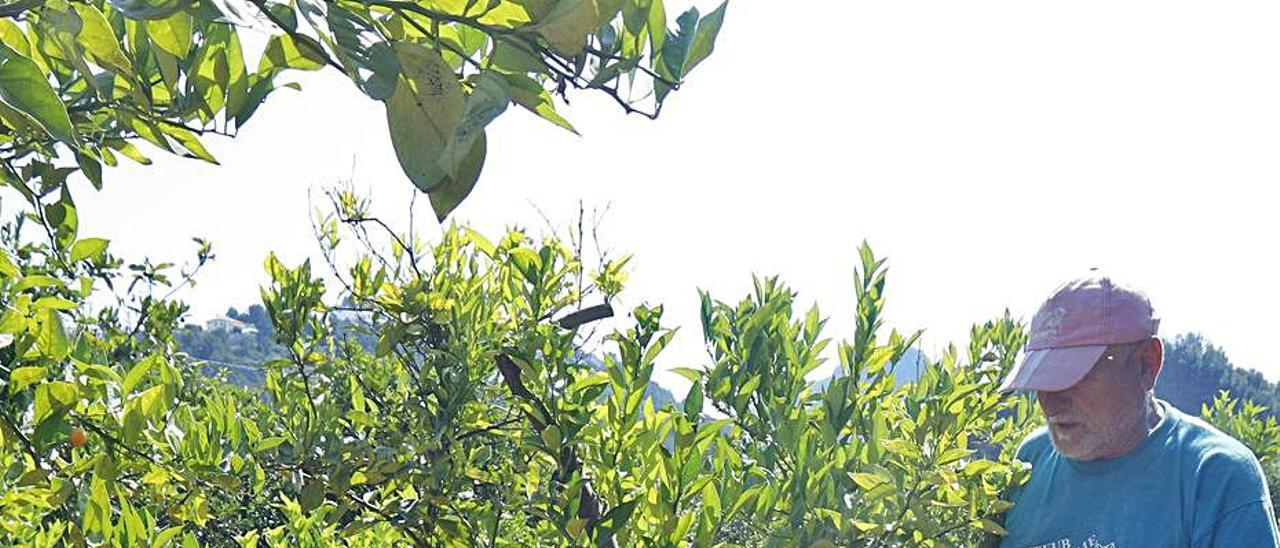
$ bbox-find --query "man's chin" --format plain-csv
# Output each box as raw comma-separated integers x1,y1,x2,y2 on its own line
1048,429,1093,460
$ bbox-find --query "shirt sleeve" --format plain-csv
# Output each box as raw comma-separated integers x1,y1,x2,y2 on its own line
1201,500,1279,548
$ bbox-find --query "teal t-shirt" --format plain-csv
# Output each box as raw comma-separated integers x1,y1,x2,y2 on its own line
1001,400,1279,548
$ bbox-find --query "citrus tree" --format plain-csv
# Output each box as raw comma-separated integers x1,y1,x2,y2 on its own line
1,0,729,222
156,192,1043,546
0,177,1052,545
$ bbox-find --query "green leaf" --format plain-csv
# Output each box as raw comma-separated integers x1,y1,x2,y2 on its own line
122,355,158,395
106,139,152,165
535,0,599,55
158,123,217,163
501,72,577,134
35,309,69,360
597,498,638,532
260,34,327,72
849,472,888,490
568,371,611,396
151,527,184,548
9,366,47,393
701,481,721,516
33,296,77,310
684,1,726,73
83,477,112,536
34,381,78,424
540,424,562,451
962,460,996,477
427,131,486,221
0,45,77,146
109,0,190,21
385,41,465,192
0,250,18,278
70,238,109,262
73,4,134,76
972,518,1008,536
440,72,508,179
300,478,325,512
669,366,702,383
75,151,103,190
137,385,168,420
146,12,193,58
683,378,703,419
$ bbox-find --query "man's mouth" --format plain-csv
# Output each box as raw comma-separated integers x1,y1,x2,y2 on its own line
1049,419,1080,432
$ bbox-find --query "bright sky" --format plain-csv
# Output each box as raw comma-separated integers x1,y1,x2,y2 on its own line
74,0,1280,392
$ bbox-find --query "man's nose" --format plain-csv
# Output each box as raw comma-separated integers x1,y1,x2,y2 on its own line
1036,389,1071,415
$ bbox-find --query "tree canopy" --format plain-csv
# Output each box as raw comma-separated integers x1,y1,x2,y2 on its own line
1,0,728,222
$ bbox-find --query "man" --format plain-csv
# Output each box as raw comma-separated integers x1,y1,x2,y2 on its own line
996,274,1279,547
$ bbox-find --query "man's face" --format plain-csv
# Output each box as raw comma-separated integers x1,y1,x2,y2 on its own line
1035,342,1152,461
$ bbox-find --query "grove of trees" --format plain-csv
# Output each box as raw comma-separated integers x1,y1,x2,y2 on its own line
3,0,1279,546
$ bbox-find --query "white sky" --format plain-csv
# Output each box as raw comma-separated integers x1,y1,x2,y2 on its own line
71,0,1280,392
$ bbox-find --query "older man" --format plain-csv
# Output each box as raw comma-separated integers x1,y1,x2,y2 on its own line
996,274,1279,548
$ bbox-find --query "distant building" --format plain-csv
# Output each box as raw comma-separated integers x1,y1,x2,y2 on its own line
206,317,258,334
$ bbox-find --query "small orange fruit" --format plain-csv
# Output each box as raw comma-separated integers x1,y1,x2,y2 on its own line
69,427,87,448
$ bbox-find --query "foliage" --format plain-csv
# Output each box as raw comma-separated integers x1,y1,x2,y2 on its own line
1201,390,1280,524
1,0,730,222
1,186,1048,546
0,205,256,543
685,245,1040,546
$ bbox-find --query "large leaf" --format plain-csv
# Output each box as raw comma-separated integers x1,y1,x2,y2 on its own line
73,4,134,76
384,41,464,193
260,33,327,72
0,45,77,146
439,72,507,178
502,72,576,134
427,132,486,221
535,0,599,55
146,12,193,58
684,1,726,73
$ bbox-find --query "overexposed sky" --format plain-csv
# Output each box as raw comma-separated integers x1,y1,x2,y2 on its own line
73,0,1280,390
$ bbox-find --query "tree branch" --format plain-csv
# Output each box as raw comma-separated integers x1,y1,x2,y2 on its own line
0,0,43,19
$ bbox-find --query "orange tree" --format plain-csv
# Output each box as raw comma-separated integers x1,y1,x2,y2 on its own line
168,191,1044,546
2,0,729,222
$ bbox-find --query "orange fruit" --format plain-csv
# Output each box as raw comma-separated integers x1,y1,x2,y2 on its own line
70,427,87,448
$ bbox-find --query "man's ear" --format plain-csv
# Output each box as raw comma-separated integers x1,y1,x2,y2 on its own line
1139,337,1163,389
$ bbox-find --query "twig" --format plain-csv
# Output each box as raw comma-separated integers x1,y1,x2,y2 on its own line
249,0,345,72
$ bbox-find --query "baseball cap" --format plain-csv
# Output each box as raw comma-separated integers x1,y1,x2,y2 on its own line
998,272,1160,393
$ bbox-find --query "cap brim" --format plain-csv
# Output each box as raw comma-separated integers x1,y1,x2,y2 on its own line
997,345,1107,393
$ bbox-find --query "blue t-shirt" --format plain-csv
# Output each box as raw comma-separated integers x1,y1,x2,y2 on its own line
1001,400,1279,548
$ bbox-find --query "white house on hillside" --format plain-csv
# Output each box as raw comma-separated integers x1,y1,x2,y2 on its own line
206,317,258,334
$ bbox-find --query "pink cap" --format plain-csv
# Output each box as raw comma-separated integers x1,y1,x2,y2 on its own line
998,273,1160,393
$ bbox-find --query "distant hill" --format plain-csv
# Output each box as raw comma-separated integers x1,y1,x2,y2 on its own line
180,316,1275,419
180,312,678,409
809,347,930,392
1156,333,1279,416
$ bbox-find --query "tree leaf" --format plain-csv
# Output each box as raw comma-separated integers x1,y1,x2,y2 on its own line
158,123,217,163
0,45,77,146
146,12,193,58
260,34,327,72
501,72,577,134
70,238,109,263
9,366,47,393
683,378,703,419
439,72,507,179
73,4,134,76
109,0,191,21
385,41,464,193
684,1,726,74
535,0,599,55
